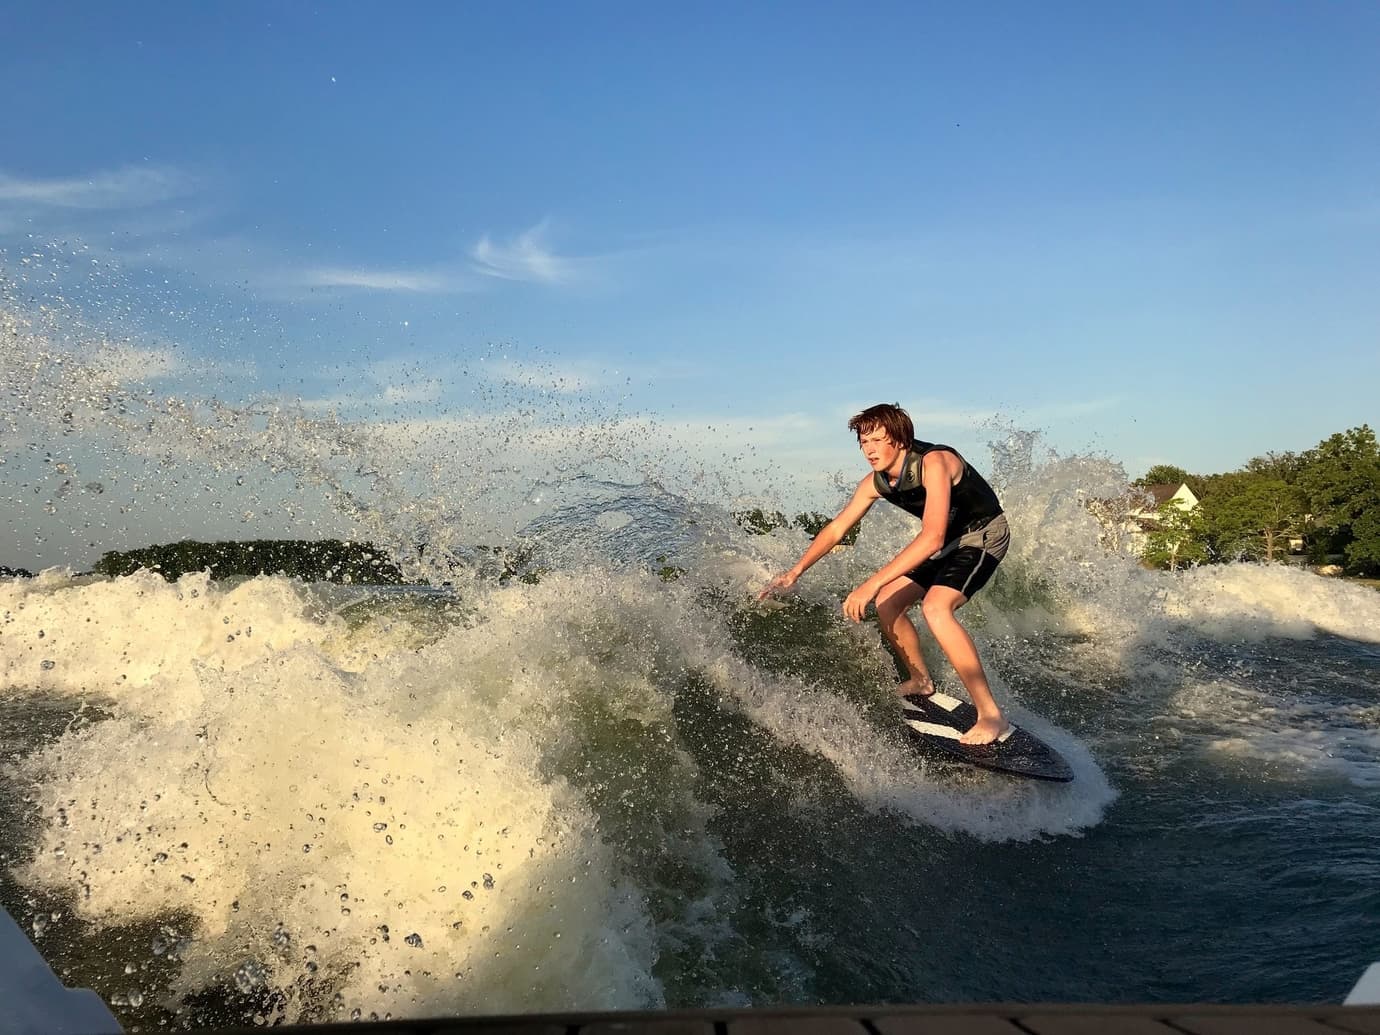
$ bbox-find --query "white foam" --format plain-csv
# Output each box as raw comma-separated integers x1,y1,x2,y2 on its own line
5,560,1122,1027
2,570,338,714
700,659,1116,842
1166,564,1380,644
1172,679,1380,788
10,571,681,1021
661,575,1119,843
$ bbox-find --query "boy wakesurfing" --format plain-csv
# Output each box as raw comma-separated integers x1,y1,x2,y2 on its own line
759,403,1012,745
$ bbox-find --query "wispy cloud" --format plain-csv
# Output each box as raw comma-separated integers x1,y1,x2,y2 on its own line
0,166,195,210
489,357,598,393
303,351,663,411
86,342,257,388
301,267,462,293
88,344,185,384
1,168,602,301
858,399,996,431
1028,396,1122,421
470,221,582,284
382,380,445,405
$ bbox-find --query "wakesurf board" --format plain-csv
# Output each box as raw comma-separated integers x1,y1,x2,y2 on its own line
901,691,1074,782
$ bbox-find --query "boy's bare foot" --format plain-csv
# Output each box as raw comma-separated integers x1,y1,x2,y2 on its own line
897,675,935,698
960,715,1010,745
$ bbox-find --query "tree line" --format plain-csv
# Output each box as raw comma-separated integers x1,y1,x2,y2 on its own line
92,539,407,584
1132,425,1379,575
733,510,859,545
78,514,845,586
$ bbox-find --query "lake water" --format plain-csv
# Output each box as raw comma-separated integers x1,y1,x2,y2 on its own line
3,490,1378,1027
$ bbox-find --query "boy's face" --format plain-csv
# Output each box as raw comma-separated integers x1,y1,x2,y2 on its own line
857,426,905,473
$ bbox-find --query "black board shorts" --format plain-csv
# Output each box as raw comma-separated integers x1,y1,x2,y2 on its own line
903,513,1010,600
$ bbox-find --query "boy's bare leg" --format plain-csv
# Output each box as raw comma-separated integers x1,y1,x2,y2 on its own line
920,586,1009,745
874,577,934,697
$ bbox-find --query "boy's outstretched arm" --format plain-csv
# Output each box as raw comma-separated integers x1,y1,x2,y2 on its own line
757,476,878,600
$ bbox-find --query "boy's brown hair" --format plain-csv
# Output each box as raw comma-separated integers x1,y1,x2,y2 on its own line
847,403,914,449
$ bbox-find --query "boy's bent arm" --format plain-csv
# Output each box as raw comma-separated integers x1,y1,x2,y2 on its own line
758,476,877,598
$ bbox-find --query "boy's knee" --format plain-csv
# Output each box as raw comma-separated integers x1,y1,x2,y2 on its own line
921,595,957,625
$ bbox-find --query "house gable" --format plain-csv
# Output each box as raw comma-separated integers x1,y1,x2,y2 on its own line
1139,482,1199,514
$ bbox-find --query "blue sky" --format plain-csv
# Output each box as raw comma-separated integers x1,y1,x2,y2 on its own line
3,2,1379,566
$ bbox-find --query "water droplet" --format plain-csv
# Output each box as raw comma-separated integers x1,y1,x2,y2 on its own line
233,960,267,993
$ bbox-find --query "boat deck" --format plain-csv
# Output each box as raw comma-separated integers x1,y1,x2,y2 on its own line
207,1003,1380,1034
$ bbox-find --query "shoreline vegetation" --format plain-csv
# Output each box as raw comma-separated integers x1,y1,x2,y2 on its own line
0,511,843,587
90,539,410,585
50,510,844,587
3,533,1377,595
1111,424,1380,577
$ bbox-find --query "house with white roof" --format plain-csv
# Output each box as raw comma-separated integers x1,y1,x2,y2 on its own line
1088,482,1200,558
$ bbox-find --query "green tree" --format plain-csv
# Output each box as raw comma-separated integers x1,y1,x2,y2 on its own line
1142,498,1209,571
1136,464,1191,488
1243,450,1304,484
734,509,789,535
792,511,859,545
1202,473,1306,562
1297,425,1380,574
1348,504,1380,572
93,539,406,583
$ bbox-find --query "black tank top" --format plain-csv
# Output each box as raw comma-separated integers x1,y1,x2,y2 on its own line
872,441,1003,543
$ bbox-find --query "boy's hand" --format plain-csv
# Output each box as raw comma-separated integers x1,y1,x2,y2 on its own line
842,581,878,622
757,571,798,601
